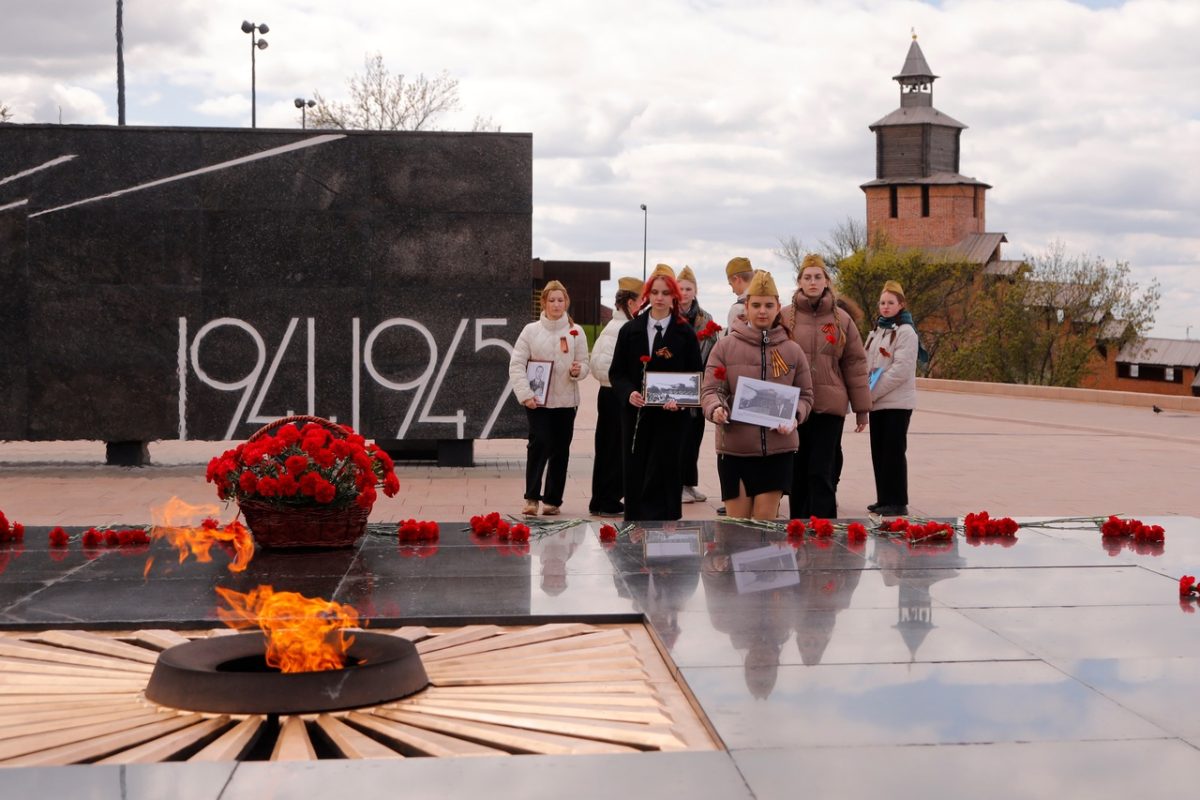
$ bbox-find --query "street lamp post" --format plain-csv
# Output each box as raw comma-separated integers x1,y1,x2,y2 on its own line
639,204,647,280
294,98,315,129
240,20,269,128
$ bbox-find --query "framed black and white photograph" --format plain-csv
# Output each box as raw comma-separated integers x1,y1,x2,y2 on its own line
643,371,702,407
730,376,800,428
526,360,553,406
731,544,800,594
643,529,703,560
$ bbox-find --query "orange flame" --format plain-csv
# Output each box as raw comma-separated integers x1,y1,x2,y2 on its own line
149,497,254,573
215,585,360,673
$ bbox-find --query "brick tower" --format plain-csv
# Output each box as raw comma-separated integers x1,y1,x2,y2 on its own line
861,37,991,249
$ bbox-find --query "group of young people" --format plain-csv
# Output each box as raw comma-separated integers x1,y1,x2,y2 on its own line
507,254,919,523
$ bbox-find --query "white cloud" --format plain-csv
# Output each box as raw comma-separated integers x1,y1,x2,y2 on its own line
1,0,1196,336
195,93,249,118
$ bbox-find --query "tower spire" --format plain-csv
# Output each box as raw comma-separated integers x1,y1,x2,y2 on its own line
894,37,937,107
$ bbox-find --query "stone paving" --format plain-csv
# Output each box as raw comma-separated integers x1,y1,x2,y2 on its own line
2,384,1196,525
1,383,1199,796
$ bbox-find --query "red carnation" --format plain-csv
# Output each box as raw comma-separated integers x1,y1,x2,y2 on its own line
383,473,400,497
238,471,259,494
809,517,834,537
639,355,651,363
314,480,337,504
48,526,69,547
82,528,103,548
1180,575,1196,597
276,474,299,496
284,454,309,476
825,334,837,344
569,329,579,336
510,524,531,542
598,524,617,542
356,485,377,509
847,522,868,542
786,519,806,537
712,366,727,381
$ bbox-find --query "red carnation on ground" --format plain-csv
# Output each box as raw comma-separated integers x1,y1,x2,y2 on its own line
599,524,618,542
809,517,834,537
509,524,531,542
1179,575,1196,597
48,526,69,547
0,511,26,544
847,522,868,542
786,519,806,537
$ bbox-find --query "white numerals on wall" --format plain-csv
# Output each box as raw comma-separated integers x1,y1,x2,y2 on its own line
178,317,514,441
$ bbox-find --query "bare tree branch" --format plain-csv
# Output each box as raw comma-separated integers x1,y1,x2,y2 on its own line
309,53,462,131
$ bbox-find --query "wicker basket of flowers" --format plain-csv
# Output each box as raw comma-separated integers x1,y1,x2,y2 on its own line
206,416,399,548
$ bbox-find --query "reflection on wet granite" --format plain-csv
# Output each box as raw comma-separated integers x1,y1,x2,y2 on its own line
732,740,1200,800
0,762,237,800
682,659,1166,748
1049,656,1200,738
2,516,1198,796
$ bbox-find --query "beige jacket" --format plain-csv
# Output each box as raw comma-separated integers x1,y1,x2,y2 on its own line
589,309,630,388
864,323,918,411
508,314,591,407
782,291,871,422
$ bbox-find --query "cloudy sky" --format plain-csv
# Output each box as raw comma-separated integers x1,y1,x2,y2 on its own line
2,0,1196,337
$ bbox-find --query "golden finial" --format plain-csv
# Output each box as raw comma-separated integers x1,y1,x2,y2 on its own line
911,27,918,41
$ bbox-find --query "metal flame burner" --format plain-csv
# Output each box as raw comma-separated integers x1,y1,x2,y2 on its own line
144,632,429,714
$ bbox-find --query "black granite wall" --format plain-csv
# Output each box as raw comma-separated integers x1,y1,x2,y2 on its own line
0,124,531,443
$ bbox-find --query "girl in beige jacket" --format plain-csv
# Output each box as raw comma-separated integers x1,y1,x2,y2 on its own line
508,281,590,515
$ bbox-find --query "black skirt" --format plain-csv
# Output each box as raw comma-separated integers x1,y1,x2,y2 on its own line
717,452,794,501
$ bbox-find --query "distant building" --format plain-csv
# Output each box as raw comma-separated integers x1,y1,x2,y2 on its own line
1093,337,1200,397
530,258,610,326
861,37,1003,262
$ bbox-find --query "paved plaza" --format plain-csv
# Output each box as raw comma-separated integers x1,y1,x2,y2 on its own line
1,382,1199,797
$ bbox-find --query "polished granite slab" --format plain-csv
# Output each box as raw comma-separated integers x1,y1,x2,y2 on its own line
1,516,1197,797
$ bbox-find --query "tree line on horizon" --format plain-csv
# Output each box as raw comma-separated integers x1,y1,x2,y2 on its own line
775,219,1160,388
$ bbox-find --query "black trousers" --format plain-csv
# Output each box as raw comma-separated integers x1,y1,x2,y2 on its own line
590,386,624,513
869,409,912,507
621,405,686,522
525,407,576,507
680,408,706,487
789,412,845,519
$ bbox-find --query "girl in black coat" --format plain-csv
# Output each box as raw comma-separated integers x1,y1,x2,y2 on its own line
609,271,703,521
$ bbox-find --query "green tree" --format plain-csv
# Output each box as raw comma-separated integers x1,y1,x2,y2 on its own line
309,53,462,131
834,243,976,372
937,243,1159,387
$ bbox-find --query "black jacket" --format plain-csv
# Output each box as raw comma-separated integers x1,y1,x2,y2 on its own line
610,312,703,405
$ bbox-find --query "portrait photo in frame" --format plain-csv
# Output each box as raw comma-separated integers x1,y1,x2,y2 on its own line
526,360,553,406
643,371,702,407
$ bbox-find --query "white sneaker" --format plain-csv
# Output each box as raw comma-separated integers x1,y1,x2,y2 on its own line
688,486,707,502
681,488,695,504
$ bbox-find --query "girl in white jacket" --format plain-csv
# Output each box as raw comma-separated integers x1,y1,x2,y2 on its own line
508,281,591,515
864,280,919,516
588,277,644,516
